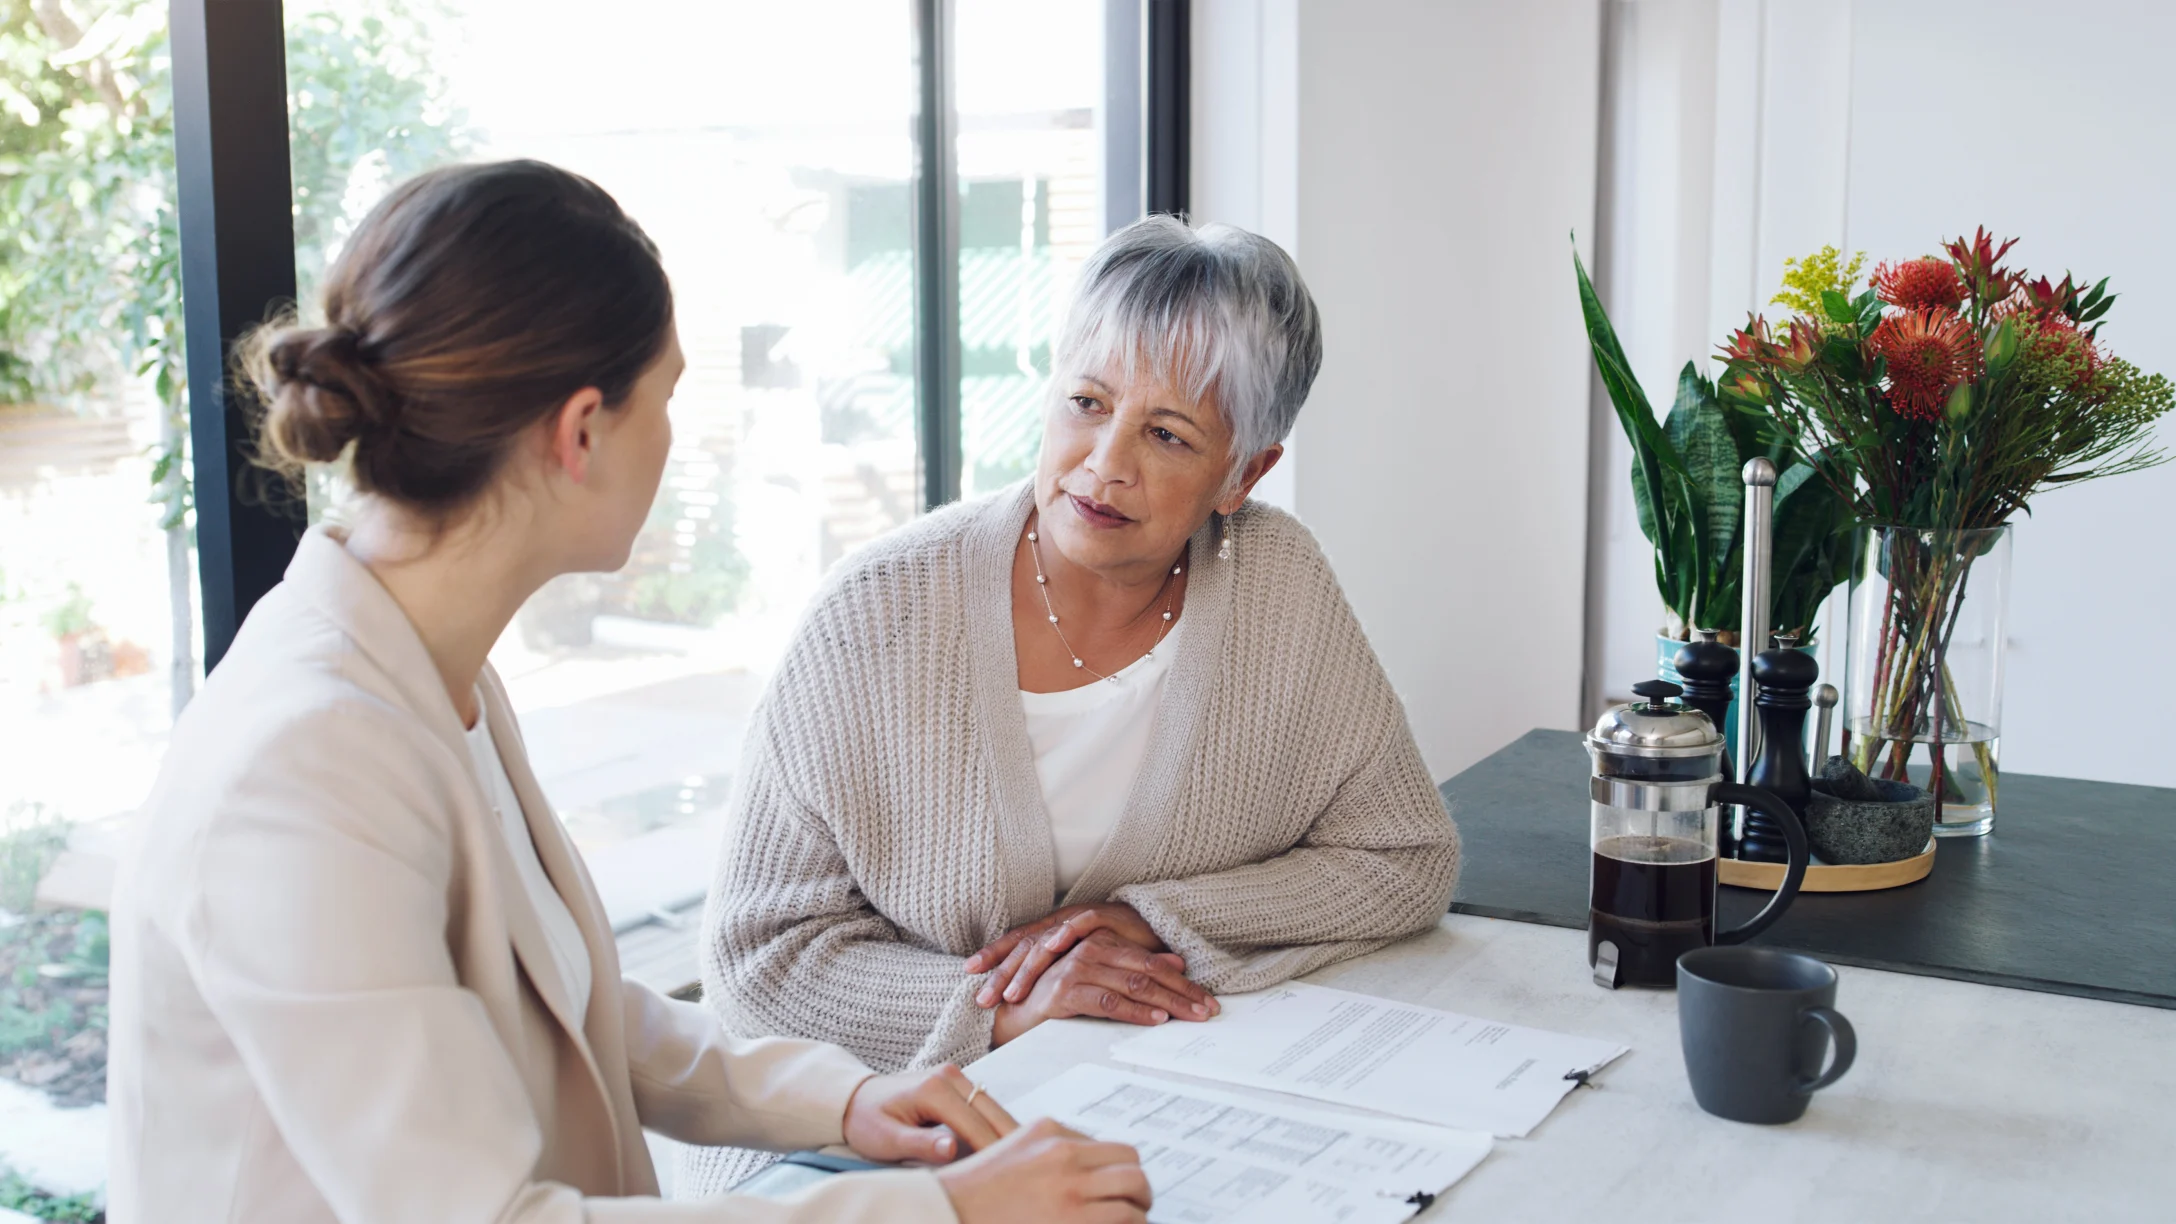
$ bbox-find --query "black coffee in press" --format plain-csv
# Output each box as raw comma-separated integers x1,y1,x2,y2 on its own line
1589,834,1715,986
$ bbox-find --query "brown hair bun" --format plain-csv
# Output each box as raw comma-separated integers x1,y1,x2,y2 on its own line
252,325,398,466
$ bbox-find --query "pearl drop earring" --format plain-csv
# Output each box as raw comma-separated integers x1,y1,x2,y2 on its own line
1218,521,1234,562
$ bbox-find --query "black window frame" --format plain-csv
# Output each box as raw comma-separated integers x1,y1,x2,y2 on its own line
171,0,303,672
172,0,1189,667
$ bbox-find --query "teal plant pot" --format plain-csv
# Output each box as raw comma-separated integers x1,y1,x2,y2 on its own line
1654,634,1817,765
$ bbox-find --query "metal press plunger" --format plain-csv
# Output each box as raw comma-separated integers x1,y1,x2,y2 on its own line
1736,458,1775,779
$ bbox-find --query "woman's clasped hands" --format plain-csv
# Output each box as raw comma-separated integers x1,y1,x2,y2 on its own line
843,1066,1151,1223
965,903,1221,1045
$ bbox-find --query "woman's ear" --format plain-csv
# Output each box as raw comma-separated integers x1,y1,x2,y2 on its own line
546,387,608,483
1217,444,1284,515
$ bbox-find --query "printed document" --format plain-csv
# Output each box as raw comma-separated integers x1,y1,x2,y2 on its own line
1012,1064,1492,1224
1110,982,1627,1138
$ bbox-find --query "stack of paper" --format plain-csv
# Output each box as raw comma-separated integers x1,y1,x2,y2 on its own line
1011,1064,1492,1224
1110,982,1627,1139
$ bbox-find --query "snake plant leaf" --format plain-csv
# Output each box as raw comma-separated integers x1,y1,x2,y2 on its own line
1663,483,1701,626
1577,248,1699,625
1576,251,1688,475
1663,364,1742,630
1598,351,1665,549
1770,459,1854,637
1773,455,1823,507
1717,384,1789,469
1572,245,1855,641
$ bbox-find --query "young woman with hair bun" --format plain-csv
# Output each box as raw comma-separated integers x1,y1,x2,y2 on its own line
105,160,1147,1224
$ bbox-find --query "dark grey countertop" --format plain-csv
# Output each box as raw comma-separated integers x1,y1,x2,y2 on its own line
1439,728,2176,1010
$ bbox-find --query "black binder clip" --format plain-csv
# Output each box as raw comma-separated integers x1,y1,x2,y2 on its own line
1405,1190,1436,1212
1563,1068,1597,1089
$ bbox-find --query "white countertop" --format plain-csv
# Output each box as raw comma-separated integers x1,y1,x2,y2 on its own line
965,914,2176,1221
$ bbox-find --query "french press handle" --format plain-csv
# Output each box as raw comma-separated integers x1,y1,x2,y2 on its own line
1711,782,1809,944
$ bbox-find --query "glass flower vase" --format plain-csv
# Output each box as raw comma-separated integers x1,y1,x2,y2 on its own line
1841,525,2013,838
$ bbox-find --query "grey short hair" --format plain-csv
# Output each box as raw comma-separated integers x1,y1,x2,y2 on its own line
1053,216,1323,470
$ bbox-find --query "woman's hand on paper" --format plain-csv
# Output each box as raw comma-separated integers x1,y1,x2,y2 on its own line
841,1064,1017,1164
986,928,1219,1047
936,1117,1151,1224
967,902,1172,1007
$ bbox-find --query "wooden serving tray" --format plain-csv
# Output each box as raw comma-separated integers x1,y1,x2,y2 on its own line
1718,841,1936,893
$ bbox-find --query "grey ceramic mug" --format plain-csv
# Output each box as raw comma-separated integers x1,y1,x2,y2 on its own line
1677,946,1856,1124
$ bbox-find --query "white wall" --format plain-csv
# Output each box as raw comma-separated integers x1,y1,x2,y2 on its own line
1593,0,1863,707
1188,0,2173,785
1589,0,1718,714
1591,0,2176,785
1281,0,1604,780
1844,0,2176,784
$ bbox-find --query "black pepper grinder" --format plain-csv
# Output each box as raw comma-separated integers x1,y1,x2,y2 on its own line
1673,629,1742,857
1740,645,1818,863
1672,629,1740,779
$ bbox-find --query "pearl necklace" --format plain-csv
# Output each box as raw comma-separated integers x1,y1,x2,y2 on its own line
1027,516,1179,685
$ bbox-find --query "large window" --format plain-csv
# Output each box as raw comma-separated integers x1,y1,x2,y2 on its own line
275,0,1169,976
954,0,1109,497
0,0,185,1214
283,0,933,944
0,0,1180,1210
277,0,1151,961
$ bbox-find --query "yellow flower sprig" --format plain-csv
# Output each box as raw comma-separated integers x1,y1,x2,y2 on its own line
1773,246,1869,315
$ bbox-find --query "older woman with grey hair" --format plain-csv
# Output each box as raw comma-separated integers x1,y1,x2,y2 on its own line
680,216,1459,1195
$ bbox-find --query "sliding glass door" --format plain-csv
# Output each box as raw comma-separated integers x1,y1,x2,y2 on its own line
256,1,1182,936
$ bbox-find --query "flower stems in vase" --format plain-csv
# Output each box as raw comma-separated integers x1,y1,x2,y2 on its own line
1847,527,2006,834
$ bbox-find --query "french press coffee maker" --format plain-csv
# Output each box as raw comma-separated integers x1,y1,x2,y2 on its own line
1586,680,1810,988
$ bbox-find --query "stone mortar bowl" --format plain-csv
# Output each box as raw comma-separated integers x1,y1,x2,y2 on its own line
1804,776,1936,865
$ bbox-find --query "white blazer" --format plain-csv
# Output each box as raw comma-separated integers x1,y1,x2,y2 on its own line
107,527,957,1223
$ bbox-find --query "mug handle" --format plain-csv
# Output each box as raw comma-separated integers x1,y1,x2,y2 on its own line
1792,1005,1857,1095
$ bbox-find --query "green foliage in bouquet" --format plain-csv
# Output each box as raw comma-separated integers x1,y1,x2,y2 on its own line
1575,251,1853,642
1715,232,2176,795
1716,231,2174,531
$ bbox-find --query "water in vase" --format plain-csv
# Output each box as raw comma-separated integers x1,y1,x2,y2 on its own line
1845,716,1999,838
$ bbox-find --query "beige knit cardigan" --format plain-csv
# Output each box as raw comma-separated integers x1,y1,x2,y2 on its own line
681,484,1457,1194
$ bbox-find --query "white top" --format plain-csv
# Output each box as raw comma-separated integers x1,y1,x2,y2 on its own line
465,709,593,1018
1020,616,1184,894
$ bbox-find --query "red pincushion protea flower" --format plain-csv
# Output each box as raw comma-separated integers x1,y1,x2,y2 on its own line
1869,308,1981,421
1871,258,1967,311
